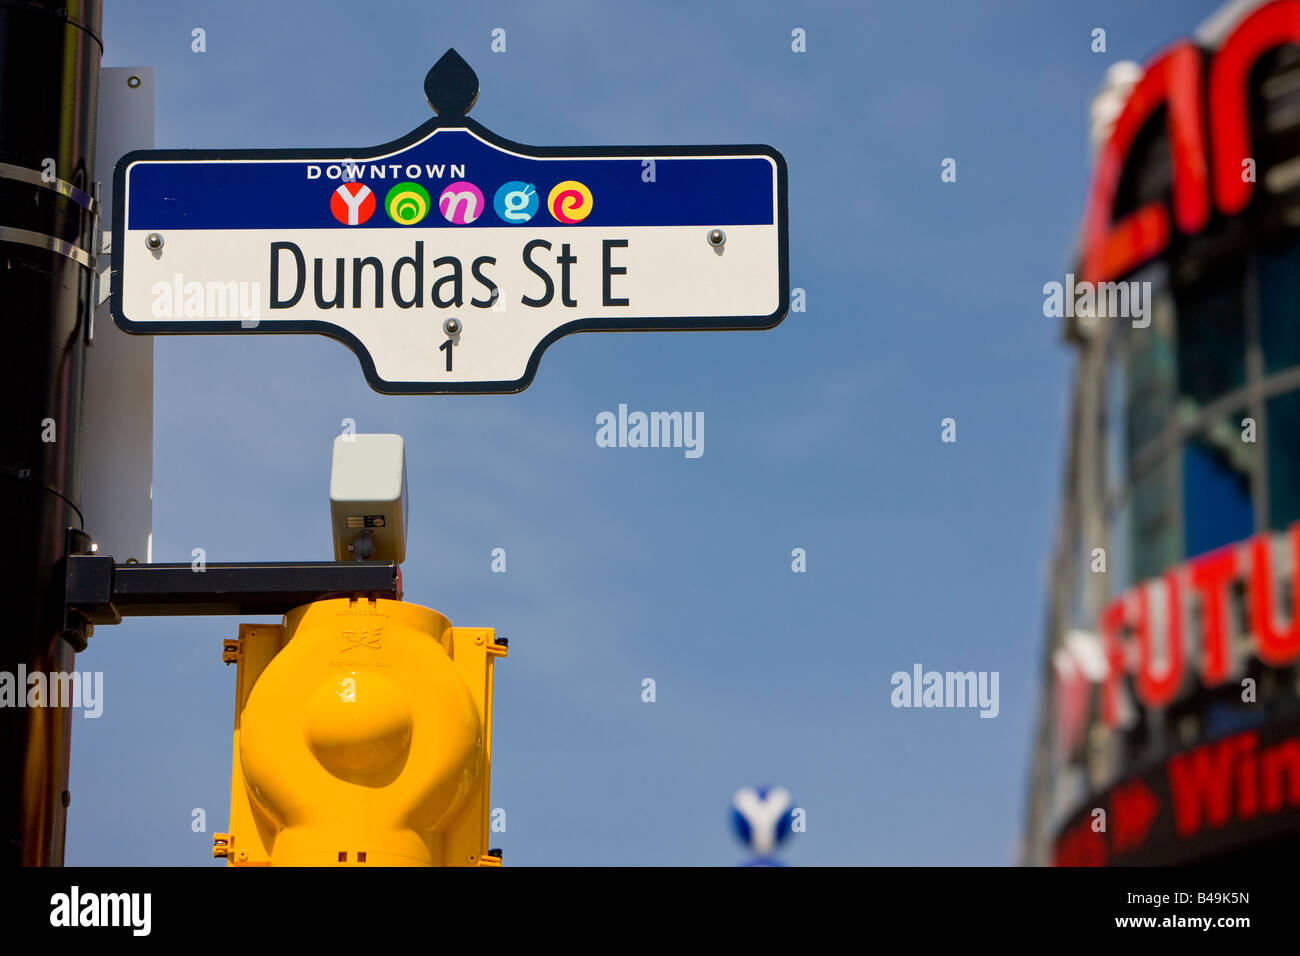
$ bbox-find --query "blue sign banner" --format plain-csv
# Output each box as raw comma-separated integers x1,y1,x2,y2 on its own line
125,129,777,231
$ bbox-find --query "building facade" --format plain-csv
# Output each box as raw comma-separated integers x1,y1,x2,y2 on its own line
1025,0,1300,866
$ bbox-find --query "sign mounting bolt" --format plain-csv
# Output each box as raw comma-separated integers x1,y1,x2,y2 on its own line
443,317,462,336
145,232,164,250
707,228,726,248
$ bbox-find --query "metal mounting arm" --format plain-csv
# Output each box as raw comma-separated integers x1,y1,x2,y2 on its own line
61,546,401,651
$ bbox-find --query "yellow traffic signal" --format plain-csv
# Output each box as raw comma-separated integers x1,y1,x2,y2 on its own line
213,597,505,866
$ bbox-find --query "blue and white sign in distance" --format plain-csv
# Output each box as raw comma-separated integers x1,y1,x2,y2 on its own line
111,97,788,394
731,785,797,860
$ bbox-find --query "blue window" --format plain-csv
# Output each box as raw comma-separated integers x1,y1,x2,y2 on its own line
1183,432,1253,559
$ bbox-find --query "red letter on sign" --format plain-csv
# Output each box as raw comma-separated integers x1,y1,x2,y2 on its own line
1135,573,1185,709
1110,778,1160,855
1189,545,1238,685
1168,733,1247,837
1081,43,1209,284
1100,597,1129,728
1210,0,1300,216
1250,525,1300,666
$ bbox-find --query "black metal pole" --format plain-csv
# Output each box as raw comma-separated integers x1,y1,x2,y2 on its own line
0,0,101,866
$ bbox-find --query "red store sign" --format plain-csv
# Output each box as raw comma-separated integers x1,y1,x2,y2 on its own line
1082,0,1300,283
1055,720,1300,865
1059,526,1300,746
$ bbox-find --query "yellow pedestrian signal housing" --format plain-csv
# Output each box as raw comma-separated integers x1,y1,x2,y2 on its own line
214,597,505,866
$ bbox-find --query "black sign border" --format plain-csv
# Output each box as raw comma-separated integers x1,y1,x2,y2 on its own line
109,113,790,395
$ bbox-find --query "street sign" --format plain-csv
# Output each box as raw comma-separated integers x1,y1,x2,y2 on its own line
110,50,789,394
731,786,796,861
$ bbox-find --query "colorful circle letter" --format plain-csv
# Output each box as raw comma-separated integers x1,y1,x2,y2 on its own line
548,180,593,223
385,182,430,225
439,181,485,224
331,183,375,225
494,181,538,223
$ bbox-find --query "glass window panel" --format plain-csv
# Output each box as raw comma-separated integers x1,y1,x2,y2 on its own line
1125,287,1177,458
1108,499,1132,593
1267,390,1300,530
1173,266,1246,410
1182,413,1254,560
1258,238,1300,376
1131,455,1179,583
1106,341,1126,497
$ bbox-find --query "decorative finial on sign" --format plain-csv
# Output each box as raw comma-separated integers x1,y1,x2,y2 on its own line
425,49,479,117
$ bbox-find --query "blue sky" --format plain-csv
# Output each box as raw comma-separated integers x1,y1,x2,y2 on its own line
66,0,1226,865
